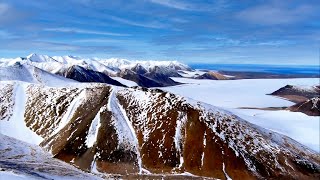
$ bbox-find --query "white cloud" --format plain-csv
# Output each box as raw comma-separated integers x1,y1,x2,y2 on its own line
237,4,315,25
149,0,194,11
0,30,18,39
149,0,229,12
107,15,167,29
0,3,9,15
44,27,131,36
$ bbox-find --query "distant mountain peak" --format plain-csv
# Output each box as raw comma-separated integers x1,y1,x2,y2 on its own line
26,53,57,63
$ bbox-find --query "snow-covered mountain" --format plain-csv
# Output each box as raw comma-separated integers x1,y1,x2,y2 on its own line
99,57,191,72
270,84,320,103
0,53,198,87
19,53,191,76
0,78,319,179
27,54,119,75
1,54,319,179
0,62,77,87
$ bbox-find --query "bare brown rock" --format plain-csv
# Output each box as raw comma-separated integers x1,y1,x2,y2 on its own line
288,97,320,116
195,71,229,80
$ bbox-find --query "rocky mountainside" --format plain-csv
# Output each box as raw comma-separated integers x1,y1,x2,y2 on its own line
288,97,320,116
269,84,320,116
57,65,125,87
119,69,164,88
1,80,319,179
270,85,320,103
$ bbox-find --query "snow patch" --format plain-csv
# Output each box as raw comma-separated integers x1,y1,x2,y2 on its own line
108,87,142,173
85,106,105,148
174,112,187,168
53,89,86,134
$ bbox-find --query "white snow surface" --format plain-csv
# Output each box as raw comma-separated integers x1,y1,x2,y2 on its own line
164,78,318,108
0,82,43,145
0,171,29,180
0,133,103,179
85,106,103,148
111,77,138,87
0,63,77,87
162,78,320,152
232,108,320,152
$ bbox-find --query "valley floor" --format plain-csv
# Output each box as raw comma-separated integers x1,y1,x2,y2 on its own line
162,78,320,152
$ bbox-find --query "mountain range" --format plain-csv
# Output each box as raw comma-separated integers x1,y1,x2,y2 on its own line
1,54,197,88
0,54,319,179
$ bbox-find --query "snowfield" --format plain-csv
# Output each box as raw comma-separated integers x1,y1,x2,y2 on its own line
162,78,320,152
231,108,319,152
111,77,138,87
164,78,319,108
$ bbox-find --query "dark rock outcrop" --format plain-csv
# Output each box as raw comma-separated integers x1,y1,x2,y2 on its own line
270,85,320,103
119,69,163,88
288,97,320,116
57,65,125,87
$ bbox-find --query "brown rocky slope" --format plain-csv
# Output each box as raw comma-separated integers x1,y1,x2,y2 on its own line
288,97,320,116
269,84,320,116
0,81,319,179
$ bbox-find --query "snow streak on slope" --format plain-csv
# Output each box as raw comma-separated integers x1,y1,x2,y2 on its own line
0,82,42,145
85,107,103,148
223,162,232,180
108,87,142,172
174,112,187,169
53,89,86,135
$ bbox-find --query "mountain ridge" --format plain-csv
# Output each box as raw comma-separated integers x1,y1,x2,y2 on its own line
0,53,194,88
0,80,319,179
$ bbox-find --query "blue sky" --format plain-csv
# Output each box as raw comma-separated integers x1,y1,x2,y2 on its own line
0,0,319,65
